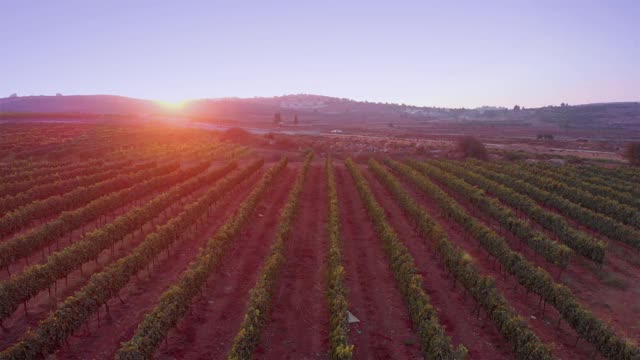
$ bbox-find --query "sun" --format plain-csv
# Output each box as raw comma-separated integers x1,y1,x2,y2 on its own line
155,100,188,111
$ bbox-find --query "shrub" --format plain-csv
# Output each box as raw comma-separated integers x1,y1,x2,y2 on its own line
624,142,640,165
457,136,488,160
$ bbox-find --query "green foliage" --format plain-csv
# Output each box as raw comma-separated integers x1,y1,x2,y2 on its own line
389,159,640,360
377,159,552,360
561,165,640,200
457,136,488,160
0,161,165,236
469,161,640,250
114,158,288,360
504,162,640,228
0,163,208,271
0,161,237,322
624,142,640,166
530,162,640,211
326,155,354,359
412,160,574,268
0,158,111,197
348,158,467,360
228,152,313,359
0,159,75,179
427,160,606,265
0,160,264,359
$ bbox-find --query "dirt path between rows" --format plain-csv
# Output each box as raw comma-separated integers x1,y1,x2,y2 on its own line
254,164,331,359
430,171,640,343
156,167,296,359
334,163,422,359
0,166,223,350
53,170,263,359
362,167,513,359
391,167,590,359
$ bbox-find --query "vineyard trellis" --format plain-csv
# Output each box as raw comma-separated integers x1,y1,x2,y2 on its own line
371,159,554,360
427,160,607,264
115,158,289,359
347,158,468,360
228,152,313,359
388,159,640,360
0,160,265,360
325,155,354,360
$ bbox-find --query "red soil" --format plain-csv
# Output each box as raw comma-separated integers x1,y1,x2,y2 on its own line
0,161,173,244
155,168,296,359
498,194,640,342
334,164,422,360
453,172,640,342
0,161,155,239
0,166,228,350
0,189,165,281
362,167,514,359
390,167,592,359
53,170,262,359
254,164,331,359
0,155,637,360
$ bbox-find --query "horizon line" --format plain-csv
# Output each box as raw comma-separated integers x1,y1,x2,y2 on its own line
2,92,639,111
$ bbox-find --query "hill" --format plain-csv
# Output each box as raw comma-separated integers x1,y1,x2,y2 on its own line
1,94,639,131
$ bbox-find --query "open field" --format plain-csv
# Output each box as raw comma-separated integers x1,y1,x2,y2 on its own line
0,123,638,360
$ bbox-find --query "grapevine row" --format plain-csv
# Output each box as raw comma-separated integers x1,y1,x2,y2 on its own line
428,160,606,264
0,160,264,360
496,162,640,229
412,160,574,268
0,158,105,190
0,159,77,180
0,163,177,238
115,158,288,359
0,161,215,270
346,158,467,360
389,159,640,360
325,155,354,360
528,163,640,212
565,165,640,200
371,159,554,359
0,159,63,174
0,161,237,322
466,161,640,250
611,166,640,184
228,152,313,359
0,159,144,214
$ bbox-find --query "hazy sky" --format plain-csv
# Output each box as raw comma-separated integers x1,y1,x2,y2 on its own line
2,0,638,108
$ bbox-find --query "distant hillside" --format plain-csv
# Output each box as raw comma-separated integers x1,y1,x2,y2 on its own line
1,94,639,129
0,95,158,115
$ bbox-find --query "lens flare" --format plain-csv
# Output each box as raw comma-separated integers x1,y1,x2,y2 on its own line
155,100,188,110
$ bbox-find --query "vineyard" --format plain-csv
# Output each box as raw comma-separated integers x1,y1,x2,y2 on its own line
0,123,639,360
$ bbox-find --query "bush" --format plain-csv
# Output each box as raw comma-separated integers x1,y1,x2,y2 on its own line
624,142,640,165
220,127,252,142
457,136,488,160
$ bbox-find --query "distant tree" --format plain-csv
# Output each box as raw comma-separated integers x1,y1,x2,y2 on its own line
220,127,253,142
294,114,299,125
273,112,282,125
513,105,521,111
9,93,17,98
56,93,63,97
624,142,640,166
457,136,488,160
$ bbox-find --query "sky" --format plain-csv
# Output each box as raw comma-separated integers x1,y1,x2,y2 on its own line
1,0,639,108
